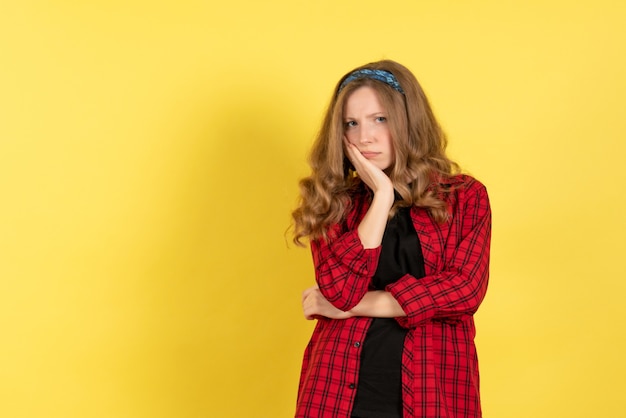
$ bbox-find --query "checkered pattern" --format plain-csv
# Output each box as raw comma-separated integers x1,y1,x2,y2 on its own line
296,175,491,418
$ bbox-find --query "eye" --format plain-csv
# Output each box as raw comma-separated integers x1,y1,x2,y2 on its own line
375,116,387,123
344,120,357,128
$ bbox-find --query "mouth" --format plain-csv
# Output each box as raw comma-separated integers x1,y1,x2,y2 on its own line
360,151,380,159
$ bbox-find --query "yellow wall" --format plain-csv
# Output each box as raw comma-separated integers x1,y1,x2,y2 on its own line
1,1,624,417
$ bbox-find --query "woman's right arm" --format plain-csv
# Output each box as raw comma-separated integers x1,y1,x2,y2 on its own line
311,209,385,312
312,142,393,311
345,141,394,249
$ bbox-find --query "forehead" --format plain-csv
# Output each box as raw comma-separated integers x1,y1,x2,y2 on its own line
343,86,385,114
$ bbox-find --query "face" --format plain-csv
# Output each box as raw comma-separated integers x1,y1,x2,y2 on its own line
343,86,395,171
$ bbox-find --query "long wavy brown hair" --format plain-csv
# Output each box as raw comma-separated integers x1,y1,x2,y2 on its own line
292,60,460,246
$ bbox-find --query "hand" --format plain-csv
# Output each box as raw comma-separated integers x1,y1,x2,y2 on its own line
344,139,393,196
302,285,352,320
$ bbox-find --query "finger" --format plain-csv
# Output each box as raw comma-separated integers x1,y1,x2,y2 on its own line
343,139,360,160
301,285,317,302
302,292,312,310
345,147,367,175
303,301,317,320
344,141,363,164
345,141,376,173
302,292,319,313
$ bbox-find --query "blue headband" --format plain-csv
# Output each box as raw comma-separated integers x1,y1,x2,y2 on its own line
338,69,405,95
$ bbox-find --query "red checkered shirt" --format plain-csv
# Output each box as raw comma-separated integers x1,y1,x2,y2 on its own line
296,175,491,418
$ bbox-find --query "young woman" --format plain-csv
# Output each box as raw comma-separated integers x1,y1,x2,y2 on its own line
292,60,491,418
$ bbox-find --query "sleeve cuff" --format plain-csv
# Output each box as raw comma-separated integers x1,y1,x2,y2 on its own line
386,274,436,328
330,229,382,276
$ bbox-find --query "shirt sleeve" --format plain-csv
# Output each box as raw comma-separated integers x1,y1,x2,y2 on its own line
311,226,382,311
386,180,492,329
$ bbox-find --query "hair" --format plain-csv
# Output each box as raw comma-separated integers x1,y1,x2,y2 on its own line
291,60,460,246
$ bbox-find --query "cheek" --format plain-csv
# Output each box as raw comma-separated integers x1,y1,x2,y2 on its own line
385,132,395,152
387,139,396,164
344,130,357,144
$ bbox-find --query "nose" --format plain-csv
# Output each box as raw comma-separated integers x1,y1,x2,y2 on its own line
358,126,373,144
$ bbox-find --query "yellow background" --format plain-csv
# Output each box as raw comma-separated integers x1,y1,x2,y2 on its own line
1,1,625,417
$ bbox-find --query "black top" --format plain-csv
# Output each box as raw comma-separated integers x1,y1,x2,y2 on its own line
350,206,426,418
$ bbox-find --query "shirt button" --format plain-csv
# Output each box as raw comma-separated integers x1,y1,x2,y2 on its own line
354,342,360,348
349,383,355,389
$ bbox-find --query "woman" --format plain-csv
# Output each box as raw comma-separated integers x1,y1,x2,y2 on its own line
292,60,491,418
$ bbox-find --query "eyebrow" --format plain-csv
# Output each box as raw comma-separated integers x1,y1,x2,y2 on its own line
343,112,386,119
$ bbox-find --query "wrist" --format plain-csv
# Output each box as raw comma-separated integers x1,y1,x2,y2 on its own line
372,190,394,213
343,309,355,319
372,189,394,210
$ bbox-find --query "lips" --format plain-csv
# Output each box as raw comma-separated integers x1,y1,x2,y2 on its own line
360,151,380,159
